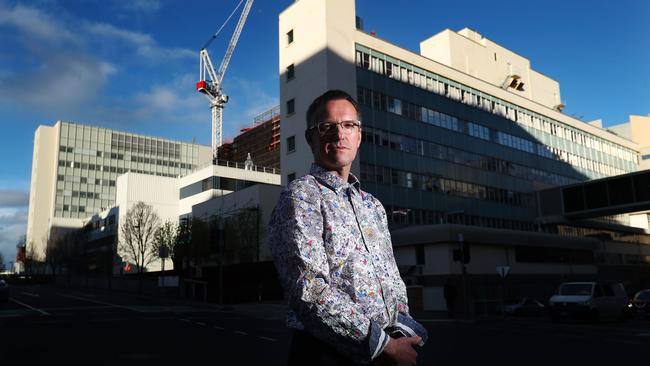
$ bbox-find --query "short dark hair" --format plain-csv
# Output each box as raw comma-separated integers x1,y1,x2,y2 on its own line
305,89,360,129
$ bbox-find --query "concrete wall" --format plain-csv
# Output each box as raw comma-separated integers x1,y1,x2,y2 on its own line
116,173,179,272
279,0,359,185
26,124,59,260
420,28,561,110
178,164,281,215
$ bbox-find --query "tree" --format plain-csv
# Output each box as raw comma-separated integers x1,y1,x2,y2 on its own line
118,202,160,274
174,218,193,275
45,231,65,276
223,207,261,264
24,241,39,275
153,220,178,270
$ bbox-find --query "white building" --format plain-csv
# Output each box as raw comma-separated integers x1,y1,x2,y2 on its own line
26,120,212,262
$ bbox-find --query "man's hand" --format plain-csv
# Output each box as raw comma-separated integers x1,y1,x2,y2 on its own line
375,336,421,366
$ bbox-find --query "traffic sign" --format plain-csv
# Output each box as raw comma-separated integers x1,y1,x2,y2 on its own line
496,266,510,278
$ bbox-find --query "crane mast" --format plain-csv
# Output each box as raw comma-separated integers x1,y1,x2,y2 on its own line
196,0,253,162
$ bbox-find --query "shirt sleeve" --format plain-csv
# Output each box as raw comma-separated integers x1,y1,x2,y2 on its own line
374,196,411,316
268,182,389,364
373,197,428,346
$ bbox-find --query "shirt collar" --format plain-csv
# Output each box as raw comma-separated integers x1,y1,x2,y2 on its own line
310,163,361,193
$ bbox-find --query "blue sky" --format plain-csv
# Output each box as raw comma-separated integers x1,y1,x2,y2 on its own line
0,0,648,264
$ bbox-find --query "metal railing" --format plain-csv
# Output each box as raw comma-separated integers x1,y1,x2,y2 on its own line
181,159,279,178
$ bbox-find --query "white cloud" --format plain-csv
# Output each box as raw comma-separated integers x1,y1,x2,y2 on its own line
0,2,195,121
0,53,116,109
116,0,162,14
85,22,154,45
0,3,78,45
84,22,195,61
131,73,210,125
0,189,29,207
0,207,28,266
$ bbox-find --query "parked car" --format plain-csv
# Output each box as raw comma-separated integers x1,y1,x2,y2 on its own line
504,298,546,316
548,282,628,322
628,289,650,316
0,279,8,302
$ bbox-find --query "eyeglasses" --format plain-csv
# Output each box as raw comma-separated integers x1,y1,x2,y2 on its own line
309,120,361,135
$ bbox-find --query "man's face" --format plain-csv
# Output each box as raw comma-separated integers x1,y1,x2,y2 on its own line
309,99,361,173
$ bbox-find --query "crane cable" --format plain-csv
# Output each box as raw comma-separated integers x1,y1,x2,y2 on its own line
201,0,245,50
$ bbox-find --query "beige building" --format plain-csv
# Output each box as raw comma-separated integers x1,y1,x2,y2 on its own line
26,121,212,262
279,0,637,186
278,0,647,313
608,114,650,170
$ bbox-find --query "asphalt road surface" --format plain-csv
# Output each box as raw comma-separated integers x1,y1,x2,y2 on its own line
1,283,648,365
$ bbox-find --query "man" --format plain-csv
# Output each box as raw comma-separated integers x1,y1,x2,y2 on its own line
268,90,428,365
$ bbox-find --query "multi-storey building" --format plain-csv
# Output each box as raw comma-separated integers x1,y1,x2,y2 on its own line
278,0,646,311
607,114,650,170
279,0,638,232
218,106,281,170
26,120,212,260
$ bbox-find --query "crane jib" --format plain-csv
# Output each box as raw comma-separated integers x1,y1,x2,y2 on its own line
196,0,254,162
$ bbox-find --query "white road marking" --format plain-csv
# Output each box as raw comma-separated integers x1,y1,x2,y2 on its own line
196,322,206,326
9,298,50,315
259,336,277,342
214,326,225,330
234,330,248,336
20,292,40,297
179,318,191,322
57,293,141,312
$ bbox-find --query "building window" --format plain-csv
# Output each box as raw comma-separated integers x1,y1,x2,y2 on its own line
287,172,296,183
286,64,295,81
286,98,295,116
287,29,294,45
287,136,296,153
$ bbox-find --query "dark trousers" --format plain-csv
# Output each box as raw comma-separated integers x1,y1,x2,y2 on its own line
288,330,361,366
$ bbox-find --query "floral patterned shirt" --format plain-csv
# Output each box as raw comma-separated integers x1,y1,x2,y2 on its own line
267,164,427,364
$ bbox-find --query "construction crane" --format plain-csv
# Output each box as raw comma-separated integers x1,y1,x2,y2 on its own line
196,0,254,163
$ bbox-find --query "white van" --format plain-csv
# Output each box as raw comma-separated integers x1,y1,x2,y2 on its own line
548,282,628,322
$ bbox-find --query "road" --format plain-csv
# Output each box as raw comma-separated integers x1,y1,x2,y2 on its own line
1,283,648,365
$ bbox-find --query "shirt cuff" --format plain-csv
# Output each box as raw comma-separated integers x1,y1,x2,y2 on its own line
395,313,428,346
368,321,390,361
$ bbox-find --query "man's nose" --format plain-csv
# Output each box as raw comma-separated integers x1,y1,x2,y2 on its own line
335,123,346,139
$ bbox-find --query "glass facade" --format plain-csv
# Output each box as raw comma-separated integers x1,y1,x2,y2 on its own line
354,44,638,231
55,122,205,218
